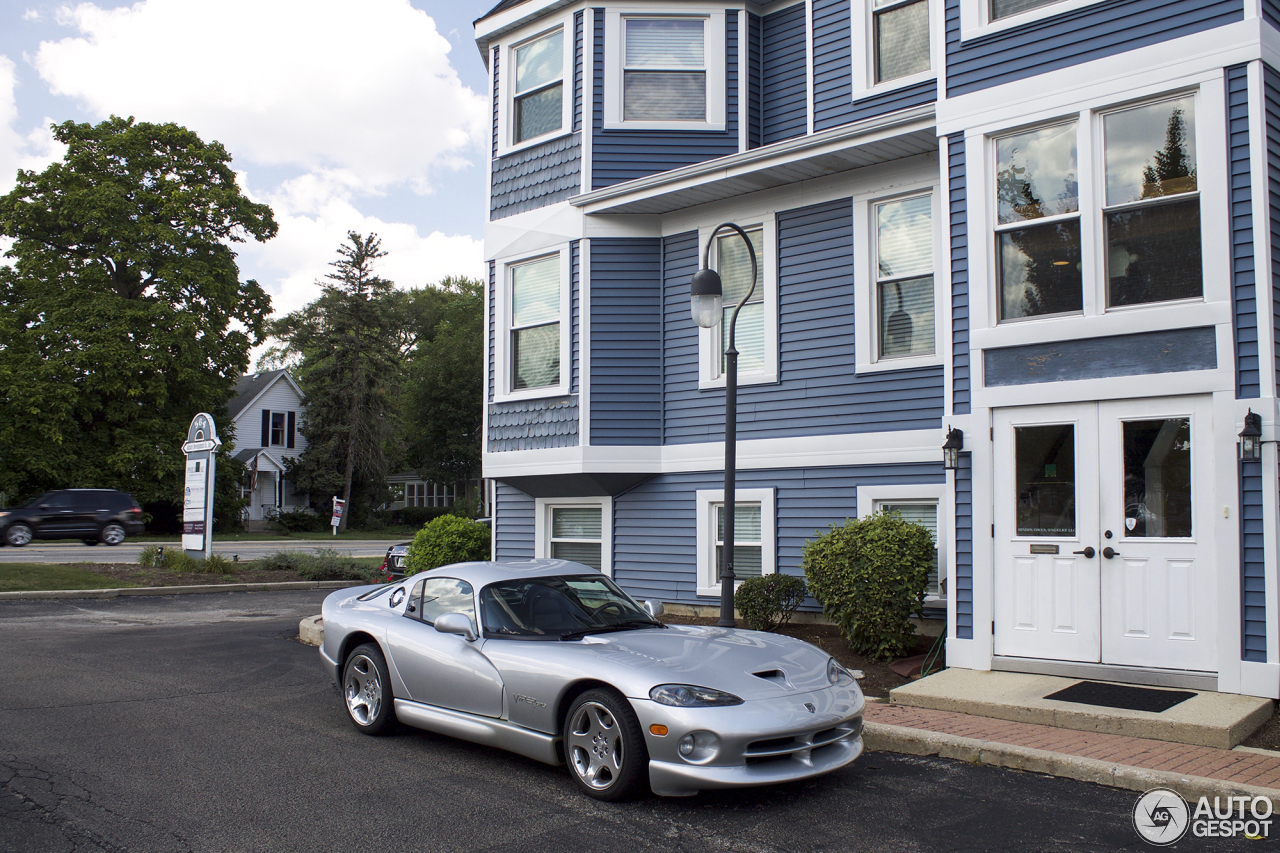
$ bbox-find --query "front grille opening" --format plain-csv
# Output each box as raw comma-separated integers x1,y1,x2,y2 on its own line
746,754,792,766
746,736,795,754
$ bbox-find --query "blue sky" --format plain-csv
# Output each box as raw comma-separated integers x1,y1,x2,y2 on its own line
0,0,496,318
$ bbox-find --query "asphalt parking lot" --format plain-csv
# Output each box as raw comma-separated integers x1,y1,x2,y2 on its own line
0,539,398,564
0,591,1258,852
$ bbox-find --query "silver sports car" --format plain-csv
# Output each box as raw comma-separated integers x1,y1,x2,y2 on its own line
319,559,865,800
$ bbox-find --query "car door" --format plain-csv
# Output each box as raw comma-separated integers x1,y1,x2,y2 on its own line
34,492,78,536
385,576,504,718
67,492,106,535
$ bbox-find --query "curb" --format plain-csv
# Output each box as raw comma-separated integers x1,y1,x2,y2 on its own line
299,615,324,646
864,721,1280,807
0,580,365,601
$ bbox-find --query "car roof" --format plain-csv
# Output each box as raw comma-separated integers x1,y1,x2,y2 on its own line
420,559,602,588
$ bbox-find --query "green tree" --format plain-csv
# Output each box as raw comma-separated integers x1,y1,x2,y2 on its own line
0,116,276,505
271,232,402,529
402,275,484,490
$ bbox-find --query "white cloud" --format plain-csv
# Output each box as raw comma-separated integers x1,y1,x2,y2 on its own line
23,10,44,22
0,56,66,196
34,0,488,193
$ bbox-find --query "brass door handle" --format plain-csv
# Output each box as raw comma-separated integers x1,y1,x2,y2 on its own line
1072,547,1096,558
1102,547,1120,559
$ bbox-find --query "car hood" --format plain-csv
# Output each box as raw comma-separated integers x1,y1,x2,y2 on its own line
566,624,834,700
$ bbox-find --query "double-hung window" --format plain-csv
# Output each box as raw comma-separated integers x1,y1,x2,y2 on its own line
512,28,565,145
993,94,1202,324
857,484,947,603
604,10,725,130
509,255,561,392
536,498,612,575
990,0,1061,20
879,502,940,597
873,0,930,84
695,489,775,596
699,220,777,386
876,195,934,358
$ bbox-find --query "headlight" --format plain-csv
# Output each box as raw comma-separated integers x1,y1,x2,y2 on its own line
649,684,744,707
827,658,857,686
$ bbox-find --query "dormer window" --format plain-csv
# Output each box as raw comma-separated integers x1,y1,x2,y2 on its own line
603,8,725,131
513,28,564,144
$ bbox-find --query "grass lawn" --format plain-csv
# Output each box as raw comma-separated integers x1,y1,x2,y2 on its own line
130,529,416,543
0,563,136,592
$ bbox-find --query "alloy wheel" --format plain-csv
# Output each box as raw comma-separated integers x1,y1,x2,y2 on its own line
567,701,624,790
102,523,126,545
344,654,383,726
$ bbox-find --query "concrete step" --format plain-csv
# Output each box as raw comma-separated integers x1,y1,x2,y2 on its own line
889,669,1274,749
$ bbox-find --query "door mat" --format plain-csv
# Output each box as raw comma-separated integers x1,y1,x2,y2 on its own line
1044,681,1196,713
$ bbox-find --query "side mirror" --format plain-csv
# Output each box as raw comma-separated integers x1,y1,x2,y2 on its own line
435,612,477,642
644,600,665,618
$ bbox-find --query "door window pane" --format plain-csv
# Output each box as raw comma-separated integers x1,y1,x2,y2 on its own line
716,503,762,580
1122,418,1192,538
1015,424,1077,537
550,506,603,571
876,195,934,357
875,0,930,83
999,220,1083,319
880,503,940,595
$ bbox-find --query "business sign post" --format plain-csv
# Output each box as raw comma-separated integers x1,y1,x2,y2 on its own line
331,497,346,535
182,413,221,560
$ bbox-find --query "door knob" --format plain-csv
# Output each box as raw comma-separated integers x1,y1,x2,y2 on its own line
1102,547,1120,559
1072,547,1096,558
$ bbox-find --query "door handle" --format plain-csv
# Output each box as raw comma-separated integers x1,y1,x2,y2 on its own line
1072,547,1096,558
1102,547,1120,559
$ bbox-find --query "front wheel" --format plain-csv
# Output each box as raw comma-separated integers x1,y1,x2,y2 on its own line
100,523,126,546
563,688,649,801
5,524,33,547
342,644,395,735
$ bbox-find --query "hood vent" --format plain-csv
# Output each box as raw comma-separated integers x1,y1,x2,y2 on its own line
753,669,785,680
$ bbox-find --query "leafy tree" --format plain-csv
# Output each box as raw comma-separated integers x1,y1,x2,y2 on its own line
402,276,484,490
1141,107,1196,198
0,116,276,506
271,232,402,530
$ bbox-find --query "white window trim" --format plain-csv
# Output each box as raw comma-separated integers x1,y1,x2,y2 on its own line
602,6,727,132
974,82,1229,344
697,216,779,389
497,15,576,157
494,245,573,402
958,0,1107,42
856,483,948,606
854,184,945,374
695,488,776,597
849,0,938,102
535,497,613,576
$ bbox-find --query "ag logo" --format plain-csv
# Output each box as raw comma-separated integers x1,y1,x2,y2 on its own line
1133,788,1190,846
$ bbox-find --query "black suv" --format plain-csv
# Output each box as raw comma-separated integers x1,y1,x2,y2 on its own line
0,489,145,547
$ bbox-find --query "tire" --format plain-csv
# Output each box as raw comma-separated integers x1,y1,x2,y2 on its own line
563,688,649,801
5,524,33,547
83,539,99,546
342,644,395,735
100,523,126,546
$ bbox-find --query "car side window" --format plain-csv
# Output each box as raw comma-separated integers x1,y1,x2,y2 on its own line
42,493,72,508
404,579,425,615
419,577,475,626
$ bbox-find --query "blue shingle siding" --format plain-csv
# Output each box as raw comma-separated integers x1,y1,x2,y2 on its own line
949,134,970,415
571,241,581,395
590,10,740,190
761,3,808,145
748,13,762,149
611,464,945,606
573,10,584,133
1267,67,1280,398
1229,65,1259,399
727,12,740,146
1267,0,1280,29
954,453,973,639
945,0,1243,98
488,397,580,452
1241,460,1266,662
812,0,936,132
488,262,496,403
590,238,663,446
490,133,582,219
495,482,535,560
661,202,944,444
983,327,1218,386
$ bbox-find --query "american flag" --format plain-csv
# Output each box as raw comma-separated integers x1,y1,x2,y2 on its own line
249,455,259,492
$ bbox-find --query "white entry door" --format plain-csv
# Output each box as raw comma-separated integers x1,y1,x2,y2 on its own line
994,397,1216,671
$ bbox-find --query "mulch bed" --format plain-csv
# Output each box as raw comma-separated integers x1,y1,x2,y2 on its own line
660,614,942,698
56,562,318,587
1240,706,1280,751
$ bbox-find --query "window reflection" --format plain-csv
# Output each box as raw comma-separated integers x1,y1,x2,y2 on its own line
1015,424,1076,537
1122,419,1192,538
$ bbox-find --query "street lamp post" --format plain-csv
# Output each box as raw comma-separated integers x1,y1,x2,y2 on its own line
689,223,758,628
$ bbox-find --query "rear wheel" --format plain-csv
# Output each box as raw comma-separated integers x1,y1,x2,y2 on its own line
100,523,126,546
342,644,395,735
5,524,32,547
563,688,649,801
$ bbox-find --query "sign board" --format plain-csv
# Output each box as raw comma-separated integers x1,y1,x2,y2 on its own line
331,497,346,533
182,413,221,558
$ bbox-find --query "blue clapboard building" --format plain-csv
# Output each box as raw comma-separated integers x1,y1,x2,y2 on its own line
474,0,1280,699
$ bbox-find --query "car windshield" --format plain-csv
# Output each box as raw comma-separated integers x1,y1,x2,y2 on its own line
479,574,661,639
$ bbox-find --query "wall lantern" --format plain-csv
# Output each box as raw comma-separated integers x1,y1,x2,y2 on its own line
1239,410,1263,462
942,427,964,470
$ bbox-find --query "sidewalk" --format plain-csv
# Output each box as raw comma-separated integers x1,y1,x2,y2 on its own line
863,701,1280,804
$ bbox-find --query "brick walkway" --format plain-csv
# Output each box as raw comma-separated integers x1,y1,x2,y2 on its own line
865,702,1280,791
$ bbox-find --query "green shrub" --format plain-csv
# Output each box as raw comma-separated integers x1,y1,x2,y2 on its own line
801,511,934,661
137,545,199,573
404,515,491,576
203,553,234,574
274,510,327,533
258,549,379,582
734,574,808,631
137,545,160,567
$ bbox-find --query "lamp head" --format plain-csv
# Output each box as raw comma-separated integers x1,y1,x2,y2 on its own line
942,426,964,470
690,268,723,328
1240,410,1263,462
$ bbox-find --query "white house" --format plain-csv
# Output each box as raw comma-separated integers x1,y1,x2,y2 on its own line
225,369,308,522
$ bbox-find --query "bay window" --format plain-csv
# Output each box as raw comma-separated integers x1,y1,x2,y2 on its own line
512,28,565,145
509,255,561,392
603,9,725,130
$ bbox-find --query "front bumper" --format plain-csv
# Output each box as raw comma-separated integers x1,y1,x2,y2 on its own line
631,685,864,797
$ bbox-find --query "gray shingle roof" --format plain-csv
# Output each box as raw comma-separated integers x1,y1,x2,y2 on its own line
491,133,582,219
488,397,579,452
226,370,289,420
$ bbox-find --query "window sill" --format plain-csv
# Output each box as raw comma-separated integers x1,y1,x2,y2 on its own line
855,353,942,375
602,120,726,133
496,128,576,160
958,0,1108,42
853,72,936,104
491,384,574,405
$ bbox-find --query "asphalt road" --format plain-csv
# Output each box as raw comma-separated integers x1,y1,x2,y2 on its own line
0,592,1260,853
0,539,399,564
